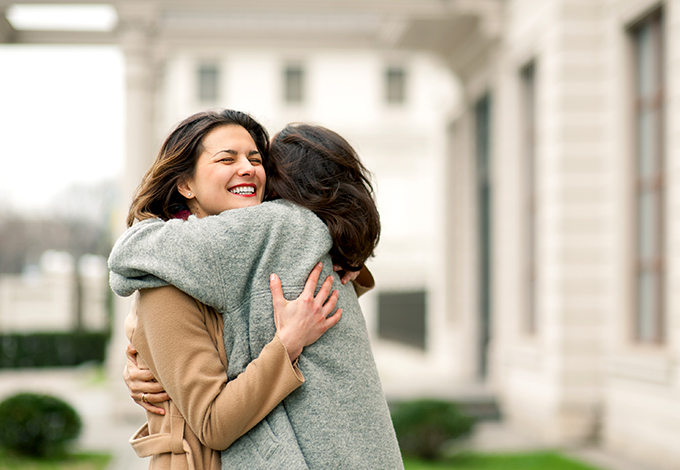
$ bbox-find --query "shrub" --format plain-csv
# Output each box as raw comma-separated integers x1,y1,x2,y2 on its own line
0,332,109,369
0,392,82,457
391,398,475,460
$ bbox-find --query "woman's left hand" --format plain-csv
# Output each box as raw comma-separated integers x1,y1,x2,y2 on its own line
124,343,170,415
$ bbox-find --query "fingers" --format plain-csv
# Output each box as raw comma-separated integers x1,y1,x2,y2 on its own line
269,273,285,309
335,266,360,285
341,270,360,285
326,308,342,329
140,402,166,415
126,342,139,366
302,263,323,296
270,273,288,331
128,366,157,383
123,363,132,384
320,289,339,317
314,273,335,305
134,392,168,416
126,342,138,356
142,391,170,404
132,379,166,394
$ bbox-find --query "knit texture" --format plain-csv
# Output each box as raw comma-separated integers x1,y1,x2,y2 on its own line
109,200,404,469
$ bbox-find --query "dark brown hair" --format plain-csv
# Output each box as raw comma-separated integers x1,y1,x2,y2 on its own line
127,109,270,227
266,124,380,271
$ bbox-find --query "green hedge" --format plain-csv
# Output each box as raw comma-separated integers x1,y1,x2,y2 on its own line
0,332,109,369
0,392,82,457
391,399,475,460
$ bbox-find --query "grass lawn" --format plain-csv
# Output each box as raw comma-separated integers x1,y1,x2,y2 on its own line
403,451,604,470
0,450,111,470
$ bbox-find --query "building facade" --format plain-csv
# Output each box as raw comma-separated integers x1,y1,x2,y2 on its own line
450,1,680,468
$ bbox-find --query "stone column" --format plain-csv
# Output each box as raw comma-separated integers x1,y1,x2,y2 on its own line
108,1,158,418
0,5,16,43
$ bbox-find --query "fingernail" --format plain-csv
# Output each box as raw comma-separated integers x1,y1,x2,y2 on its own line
270,274,275,281
317,262,323,268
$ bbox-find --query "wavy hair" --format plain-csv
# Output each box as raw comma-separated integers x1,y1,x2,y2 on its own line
127,109,270,227
266,124,380,271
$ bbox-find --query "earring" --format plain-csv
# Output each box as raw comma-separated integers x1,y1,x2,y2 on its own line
187,192,192,197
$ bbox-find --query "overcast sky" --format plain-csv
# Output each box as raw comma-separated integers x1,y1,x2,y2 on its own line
0,45,124,214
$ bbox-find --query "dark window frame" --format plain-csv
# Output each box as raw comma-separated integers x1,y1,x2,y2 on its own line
520,61,537,335
197,63,219,102
377,290,426,350
475,93,493,378
385,66,407,105
629,8,665,344
283,64,305,104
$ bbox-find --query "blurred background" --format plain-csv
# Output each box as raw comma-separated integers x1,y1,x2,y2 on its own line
0,1,678,469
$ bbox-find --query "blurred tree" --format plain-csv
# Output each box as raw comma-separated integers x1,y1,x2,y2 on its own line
0,180,117,274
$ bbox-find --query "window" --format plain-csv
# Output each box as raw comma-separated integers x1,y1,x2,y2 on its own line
630,9,665,343
377,291,426,349
385,66,406,104
284,64,304,104
197,63,219,102
520,61,537,334
475,93,492,377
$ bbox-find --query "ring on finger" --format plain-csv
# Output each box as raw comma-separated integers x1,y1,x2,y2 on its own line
142,393,148,403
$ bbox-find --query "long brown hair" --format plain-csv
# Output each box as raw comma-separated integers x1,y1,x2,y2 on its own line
266,124,380,271
127,109,270,227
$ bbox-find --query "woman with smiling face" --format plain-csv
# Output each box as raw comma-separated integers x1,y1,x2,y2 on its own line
112,109,402,469
115,110,346,470
177,124,266,217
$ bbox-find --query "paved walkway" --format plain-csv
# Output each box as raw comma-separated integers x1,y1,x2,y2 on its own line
0,367,662,470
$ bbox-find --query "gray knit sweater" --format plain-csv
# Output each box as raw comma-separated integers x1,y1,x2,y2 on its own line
109,200,403,470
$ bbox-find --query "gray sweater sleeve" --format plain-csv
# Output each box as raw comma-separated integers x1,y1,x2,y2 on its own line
108,200,332,312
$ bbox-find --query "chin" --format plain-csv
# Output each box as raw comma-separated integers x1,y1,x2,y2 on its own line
233,199,261,209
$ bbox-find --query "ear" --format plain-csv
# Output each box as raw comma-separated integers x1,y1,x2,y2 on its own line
177,179,194,199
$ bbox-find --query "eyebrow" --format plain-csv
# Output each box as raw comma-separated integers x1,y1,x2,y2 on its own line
212,149,261,157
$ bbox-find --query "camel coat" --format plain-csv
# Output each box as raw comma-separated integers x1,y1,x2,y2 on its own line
125,285,304,470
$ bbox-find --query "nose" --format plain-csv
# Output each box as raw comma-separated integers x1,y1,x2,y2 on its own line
236,158,254,176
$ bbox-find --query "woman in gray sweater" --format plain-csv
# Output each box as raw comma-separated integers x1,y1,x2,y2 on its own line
110,112,403,469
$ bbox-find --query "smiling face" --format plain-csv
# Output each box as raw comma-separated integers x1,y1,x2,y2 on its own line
178,124,266,218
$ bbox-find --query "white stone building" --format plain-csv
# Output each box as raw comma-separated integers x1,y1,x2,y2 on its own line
3,1,680,468
448,1,680,468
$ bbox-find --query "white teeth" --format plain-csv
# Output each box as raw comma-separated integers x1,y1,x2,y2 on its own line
230,186,255,195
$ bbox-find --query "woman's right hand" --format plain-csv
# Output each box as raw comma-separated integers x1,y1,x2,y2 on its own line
270,263,342,362
124,343,170,415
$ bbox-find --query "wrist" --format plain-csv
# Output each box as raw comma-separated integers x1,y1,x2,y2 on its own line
287,347,302,363
277,331,302,363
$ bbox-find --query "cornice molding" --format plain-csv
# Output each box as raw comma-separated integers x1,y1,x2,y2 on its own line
3,0,506,76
